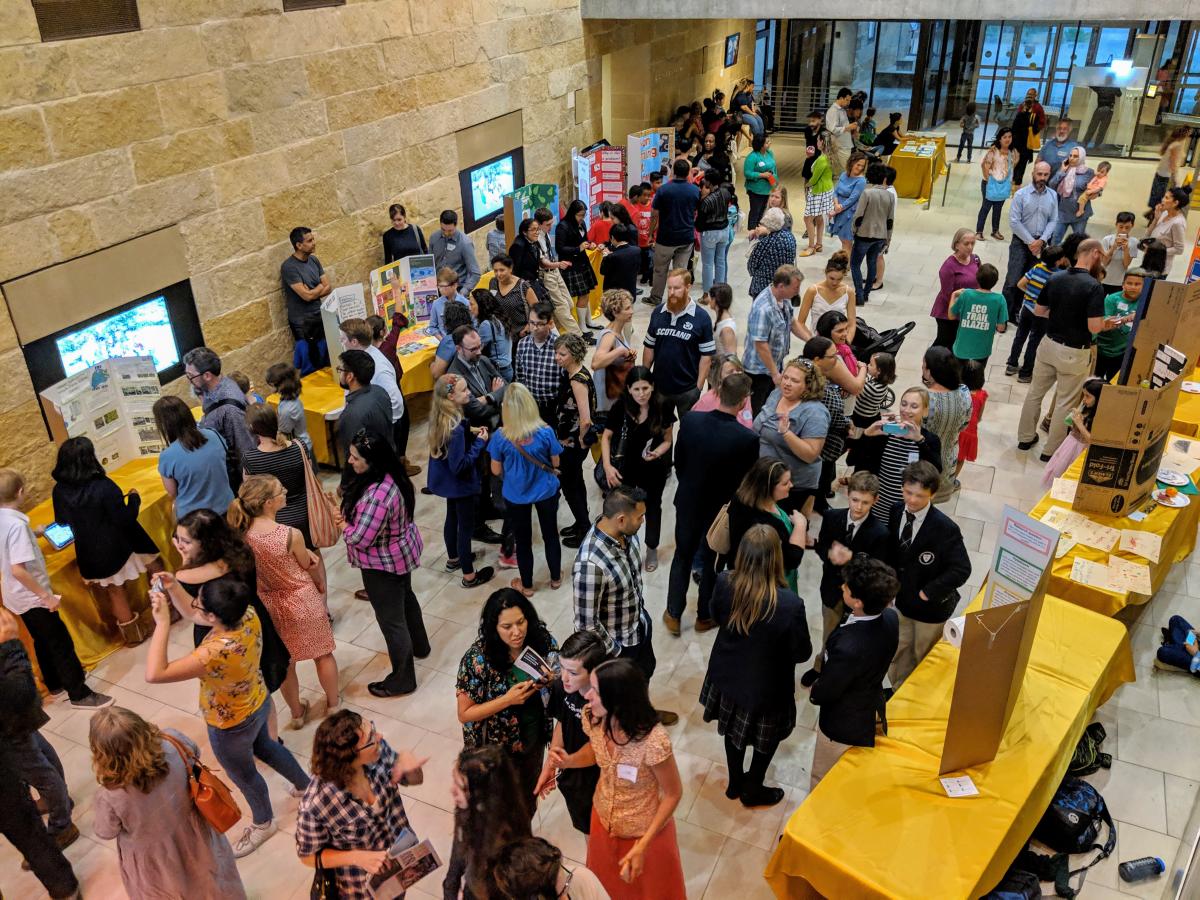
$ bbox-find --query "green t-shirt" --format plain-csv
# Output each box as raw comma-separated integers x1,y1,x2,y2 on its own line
1095,291,1136,356
743,150,777,195
951,289,1008,361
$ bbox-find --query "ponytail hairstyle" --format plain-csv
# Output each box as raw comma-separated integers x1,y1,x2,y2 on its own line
428,374,465,460
226,474,283,533
825,250,850,275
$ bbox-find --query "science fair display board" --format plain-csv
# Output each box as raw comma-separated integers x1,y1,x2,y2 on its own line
574,145,626,225
39,356,165,471
626,128,672,189
501,184,561,245
369,256,436,324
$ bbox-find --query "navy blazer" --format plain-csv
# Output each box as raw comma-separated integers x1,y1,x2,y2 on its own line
885,501,971,623
814,507,890,610
811,608,899,746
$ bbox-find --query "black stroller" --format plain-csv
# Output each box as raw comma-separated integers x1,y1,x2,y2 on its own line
851,317,916,365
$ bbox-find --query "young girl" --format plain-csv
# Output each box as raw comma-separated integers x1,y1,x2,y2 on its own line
954,360,988,481
264,363,313,458
228,475,338,728
1078,160,1111,219
845,351,896,470
1041,378,1103,488
957,102,979,163
709,282,738,355
427,374,495,589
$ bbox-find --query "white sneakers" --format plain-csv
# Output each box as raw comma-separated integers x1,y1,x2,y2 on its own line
232,820,277,858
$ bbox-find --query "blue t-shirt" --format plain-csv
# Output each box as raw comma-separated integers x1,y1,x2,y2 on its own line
488,427,563,504
436,334,456,363
158,427,234,518
651,178,700,246
429,293,470,338
643,300,717,395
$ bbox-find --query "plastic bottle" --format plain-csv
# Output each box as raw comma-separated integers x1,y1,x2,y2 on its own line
1118,857,1165,883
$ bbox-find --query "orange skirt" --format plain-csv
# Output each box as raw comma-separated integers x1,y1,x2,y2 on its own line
586,810,686,900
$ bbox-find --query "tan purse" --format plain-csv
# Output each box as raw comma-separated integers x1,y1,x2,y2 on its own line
706,502,732,554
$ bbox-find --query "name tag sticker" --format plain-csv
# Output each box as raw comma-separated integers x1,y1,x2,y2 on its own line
908,451,919,463
617,764,639,783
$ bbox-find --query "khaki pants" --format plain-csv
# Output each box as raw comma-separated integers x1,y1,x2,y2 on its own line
1017,336,1092,455
887,611,944,688
540,269,581,334
651,242,693,305
810,729,853,790
814,602,844,672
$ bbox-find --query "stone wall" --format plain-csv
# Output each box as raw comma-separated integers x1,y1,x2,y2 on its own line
0,0,602,499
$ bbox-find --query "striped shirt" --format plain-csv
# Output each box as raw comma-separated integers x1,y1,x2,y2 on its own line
872,435,923,526
853,375,891,422
343,474,423,574
241,442,308,534
819,383,850,462
1021,262,1054,314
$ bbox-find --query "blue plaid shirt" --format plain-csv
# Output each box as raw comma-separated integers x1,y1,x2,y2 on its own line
515,333,564,403
743,285,795,375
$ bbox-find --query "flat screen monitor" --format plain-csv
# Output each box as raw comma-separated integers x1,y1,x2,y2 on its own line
22,280,204,397
458,147,525,233
724,33,740,68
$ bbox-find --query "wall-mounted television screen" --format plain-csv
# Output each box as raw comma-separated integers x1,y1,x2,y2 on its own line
724,32,740,68
458,147,525,233
22,280,204,396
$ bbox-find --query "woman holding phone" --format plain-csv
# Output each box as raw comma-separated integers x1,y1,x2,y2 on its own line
860,386,943,525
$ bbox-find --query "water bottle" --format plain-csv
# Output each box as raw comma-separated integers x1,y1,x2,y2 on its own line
1118,857,1165,883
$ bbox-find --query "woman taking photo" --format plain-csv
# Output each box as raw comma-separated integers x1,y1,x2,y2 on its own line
976,127,1015,241
1048,146,1095,243
743,133,778,231
51,436,164,647
489,383,563,596
922,346,972,499
800,136,834,258
600,366,675,572
382,203,427,263
861,386,943,524
754,358,830,516
726,459,807,591
228,475,339,727
746,207,796,298
592,288,637,422
554,332,597,549
931,228,981,349
90,706,245,899
702,526,810,808
490,253,540,348
1148,185,1191,277
797,251,856,340
338,430,429,699
153,394,233,518
471,288,513,382
556,199,600,330
1148,125,1192,218
828,153,868,254
144,576,310,859
554,659,685,899
444,746,533,900
456,588,559,806
296,710,428,899
428,374,495,589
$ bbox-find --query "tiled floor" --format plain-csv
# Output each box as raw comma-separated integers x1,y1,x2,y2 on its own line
4,134,1197,899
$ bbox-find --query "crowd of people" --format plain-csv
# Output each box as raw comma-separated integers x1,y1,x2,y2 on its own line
2,78,1196,900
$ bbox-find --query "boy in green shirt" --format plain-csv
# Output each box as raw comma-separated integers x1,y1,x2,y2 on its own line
1094,268,1143,382
949,263,1007,366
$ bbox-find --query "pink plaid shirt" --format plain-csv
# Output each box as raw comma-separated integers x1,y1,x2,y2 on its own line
343,475,423,575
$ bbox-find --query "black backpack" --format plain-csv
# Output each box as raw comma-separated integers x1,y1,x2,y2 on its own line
980,869,1041,900
1066,722,1112,778
1023,777,1116,898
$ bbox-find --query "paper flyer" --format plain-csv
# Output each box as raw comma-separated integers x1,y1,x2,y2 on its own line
1039,506,1072,532
370,828,442,900
1108,556,1153,594
1119,530,1162,564
513,646,555,683
983,506,1058,610
330,283,367,321
1049,478,1077,503
1069,557,1113,589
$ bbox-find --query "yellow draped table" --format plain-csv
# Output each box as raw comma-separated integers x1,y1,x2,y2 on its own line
1027,432,1200,616
890,135,948,204
765,594,1134,900
22,457,179,669
1171,366,1200,436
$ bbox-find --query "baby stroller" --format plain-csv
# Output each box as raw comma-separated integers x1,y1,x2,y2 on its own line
851,317,916,365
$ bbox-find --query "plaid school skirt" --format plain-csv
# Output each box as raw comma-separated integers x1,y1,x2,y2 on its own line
700,677,797,751
561,256,598,298
805,189,835,218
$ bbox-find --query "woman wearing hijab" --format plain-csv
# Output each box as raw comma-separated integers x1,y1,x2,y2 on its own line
1048,147,1095,245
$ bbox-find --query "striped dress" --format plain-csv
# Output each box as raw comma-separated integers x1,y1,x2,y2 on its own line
241,442,311,546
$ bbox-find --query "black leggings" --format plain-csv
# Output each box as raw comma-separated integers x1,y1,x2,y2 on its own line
1013,146,1034,186
724,733,781,794
933,316,959,349
558,445,591,531
508,494,562,589
393,407,411,459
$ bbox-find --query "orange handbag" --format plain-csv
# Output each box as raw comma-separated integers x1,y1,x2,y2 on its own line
161,732,243,834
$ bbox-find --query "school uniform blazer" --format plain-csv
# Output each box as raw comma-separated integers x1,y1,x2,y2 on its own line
814,508,890,610
811,608,899,747
885,501,971,623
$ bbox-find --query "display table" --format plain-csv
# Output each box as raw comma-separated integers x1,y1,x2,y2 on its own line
1027,433,1200,616
22,457,179,669
1171,367,1200,436
765,594,1134,900
890,134,948,203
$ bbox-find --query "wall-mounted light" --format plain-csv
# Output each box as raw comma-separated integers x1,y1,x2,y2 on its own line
1110,58,1133,78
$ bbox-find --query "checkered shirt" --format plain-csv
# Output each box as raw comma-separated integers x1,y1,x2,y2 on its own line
343,474,423,575
515,334,564,403
572,525,646,654
743,286,794,375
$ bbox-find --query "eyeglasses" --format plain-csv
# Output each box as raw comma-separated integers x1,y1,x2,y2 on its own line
437,282,457,289
185,372,203,383
334,366,346,373
356,721,378,752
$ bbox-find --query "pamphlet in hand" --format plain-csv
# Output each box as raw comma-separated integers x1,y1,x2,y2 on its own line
370,828,443,900
513,646,555,683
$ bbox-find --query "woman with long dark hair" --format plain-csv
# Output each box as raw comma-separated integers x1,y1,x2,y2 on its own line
508,217,544,285
51,436,164,646
702,526,810,808
153,394,233,517
976,127,1015,241
382,202,427,263
556,199,600,329
599,366,675,572
553,658,685,898
443,746,533,900
336,429,429,699
554,332,597,548
456,588,559,804
471,288,513,381
726,458,807,590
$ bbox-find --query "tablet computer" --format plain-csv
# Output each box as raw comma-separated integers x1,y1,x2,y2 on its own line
43,522,74,550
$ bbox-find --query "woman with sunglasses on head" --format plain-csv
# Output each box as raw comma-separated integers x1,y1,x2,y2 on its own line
295,710,428,900
228,475,340,728
145,575,310,860
336,429,429,699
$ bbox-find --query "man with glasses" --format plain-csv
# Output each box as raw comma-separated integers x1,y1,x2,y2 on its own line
514,302,564,424
428,267,471,339
429,209,481,294
449,326,508,430
182,346,256,473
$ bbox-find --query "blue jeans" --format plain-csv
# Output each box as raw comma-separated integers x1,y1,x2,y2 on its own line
700,229,729,292
850,237,886,305
741,113,764,137
207,698,310,825
1158,615,1200,673
1052,215,1091,245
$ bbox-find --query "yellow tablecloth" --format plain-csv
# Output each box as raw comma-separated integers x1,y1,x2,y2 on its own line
477,248,606,320
23,457,179,669
890,135,948,202
765,594,1134,900
1028,432,1199,616
1171,366,1200,436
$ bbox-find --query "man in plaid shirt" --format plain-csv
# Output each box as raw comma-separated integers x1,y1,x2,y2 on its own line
743,264,805,415
514,300,563,423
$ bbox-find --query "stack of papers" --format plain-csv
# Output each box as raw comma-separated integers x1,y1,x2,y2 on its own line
1069,555,1153,594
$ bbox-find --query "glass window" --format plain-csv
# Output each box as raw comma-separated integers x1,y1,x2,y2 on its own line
1094,28,1132,66
1056,27,1093,68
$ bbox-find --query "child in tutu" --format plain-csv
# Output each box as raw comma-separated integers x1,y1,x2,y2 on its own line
954,360,987,480
1041,377,1103,489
